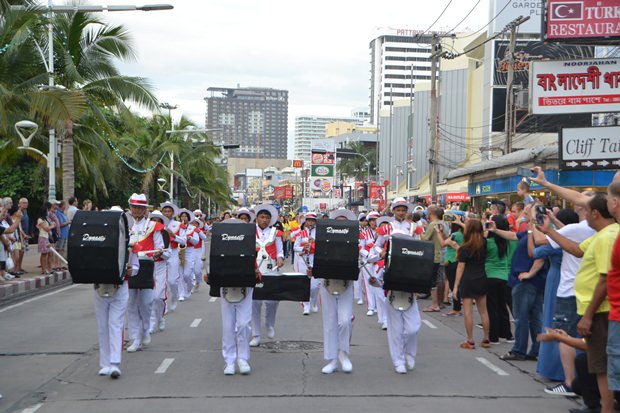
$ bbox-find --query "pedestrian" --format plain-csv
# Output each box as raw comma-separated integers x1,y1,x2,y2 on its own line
55,200,71,266
83,199,93,211
36,204,56,275
14,198,30,275
47,200,61,270
421,206,445,313
436,217,464,316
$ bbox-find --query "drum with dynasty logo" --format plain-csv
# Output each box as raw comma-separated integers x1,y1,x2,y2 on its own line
313,219,359,281
68,211,129,285
383,234,434,294
209,222,257,288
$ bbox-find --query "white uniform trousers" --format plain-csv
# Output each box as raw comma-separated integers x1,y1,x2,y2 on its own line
319,282,354,360
386,298,421,368
150,260,168,331
251,300,279,339
296,254,320,313
372,268,388,324
221,288,253,365
94,282,128,369
181,248,197,298
193,249,205,286
353,271,364,302
361,266,376,312
167,248,180,311
128,288,154,344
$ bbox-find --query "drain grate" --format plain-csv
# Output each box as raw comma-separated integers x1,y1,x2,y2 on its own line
256,340,323,352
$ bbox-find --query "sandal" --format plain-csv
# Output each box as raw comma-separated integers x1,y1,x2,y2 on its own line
460,340,475,349
422,306,441,312
480,339,492,348
443,311,462,317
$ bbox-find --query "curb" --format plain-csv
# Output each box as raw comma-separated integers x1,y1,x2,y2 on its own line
0,271,71,301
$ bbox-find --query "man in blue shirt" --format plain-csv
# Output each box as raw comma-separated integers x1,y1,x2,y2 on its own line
55,201,71,266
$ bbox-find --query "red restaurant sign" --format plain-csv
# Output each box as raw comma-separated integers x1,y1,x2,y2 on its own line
273,185,293,200
369,185,386,211
544,0,620,41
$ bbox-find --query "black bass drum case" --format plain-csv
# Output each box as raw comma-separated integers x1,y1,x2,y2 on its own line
209,222,257,288
68,211,129,284
313,219,359,281
383,234,434,293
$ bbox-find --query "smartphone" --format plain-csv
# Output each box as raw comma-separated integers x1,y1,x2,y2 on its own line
516,167,533,177
535,205,547,225
484,221,492,230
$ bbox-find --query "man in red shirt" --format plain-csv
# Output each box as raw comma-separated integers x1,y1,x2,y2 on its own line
606,180,620,395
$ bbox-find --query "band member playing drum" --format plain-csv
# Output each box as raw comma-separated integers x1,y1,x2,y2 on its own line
359,211,386,328
148,210,171,335
250,204,284,347
294,212,319,315
94,206,139,379
316,208,357,374
178,209,199,301
372,197,422,374
160,202,185,313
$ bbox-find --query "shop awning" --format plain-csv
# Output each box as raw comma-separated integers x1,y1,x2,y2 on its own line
445,146,558,180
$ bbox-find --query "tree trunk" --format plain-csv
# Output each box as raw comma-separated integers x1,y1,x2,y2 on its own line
62,120,75,202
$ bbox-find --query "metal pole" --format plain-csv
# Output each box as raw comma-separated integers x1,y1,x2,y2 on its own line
47,0,56,201
429,34,439,201
504,24,517,155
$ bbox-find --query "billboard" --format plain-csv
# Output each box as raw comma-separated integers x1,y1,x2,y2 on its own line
273,185,293,200
530,58,620,114
292,159,303,168
311,164,334,177
560,126,620,170
544,0,620,43
491,0,543,34
310,177,334,193
369,185,386,211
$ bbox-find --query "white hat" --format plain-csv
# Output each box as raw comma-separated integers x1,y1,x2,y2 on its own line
178,208,195,223
366,211,381,220
109,206,123,212
193,209,203,217
358,212,367,221
149,210,170,227
236,207,255,222
49,199,60,205
160,202,179,217
304,211,318,220
254,204,278,227
128,193,151,208
330,209,357,220
390,197,413,213
377,216,393,226
413,205,425,214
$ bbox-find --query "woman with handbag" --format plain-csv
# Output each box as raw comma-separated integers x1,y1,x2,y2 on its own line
37,206,56,275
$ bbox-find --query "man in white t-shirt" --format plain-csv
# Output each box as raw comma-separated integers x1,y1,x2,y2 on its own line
66,197,79,222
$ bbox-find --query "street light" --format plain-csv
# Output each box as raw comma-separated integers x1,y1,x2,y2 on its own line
10,2,173,201
15,120,58,197
157,178,171,200
160,102,178,202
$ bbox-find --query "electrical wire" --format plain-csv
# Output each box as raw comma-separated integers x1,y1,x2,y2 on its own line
454,0,512,39
415,0,453,41
446,0,481,34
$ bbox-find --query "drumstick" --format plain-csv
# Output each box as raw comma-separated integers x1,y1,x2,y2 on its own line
137,248,170,257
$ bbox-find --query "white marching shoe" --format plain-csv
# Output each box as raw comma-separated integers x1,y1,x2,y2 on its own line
338,350,353,373
142,333,151,347
267,327,275,339
311,305,319,313
126,341,141,353
98,367,111,376
381,322,388,330
321,359,338,374
366,310,375,316
405,354,416,371
110,366,121,379
237,359,251,375
223,364,235,375
357,299,364,305
249,337,261,347
395,365,407,374
158,318,166,332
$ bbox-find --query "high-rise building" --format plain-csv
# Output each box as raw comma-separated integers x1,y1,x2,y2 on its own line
204,86,288,159
294,115,365,164
369,27,434,125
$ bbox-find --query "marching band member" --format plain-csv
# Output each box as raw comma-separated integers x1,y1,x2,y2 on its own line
250,204,284,347
236,207,255,224
360,211,387,329
94,206,139,379
191,216,208,293
206,217,257,375
372,197,422,374
295,212,319,315
178,209,199,301
355,213,368,305
160,202,185,313
316,208,357,374
127,194,165,353
148,210,171,334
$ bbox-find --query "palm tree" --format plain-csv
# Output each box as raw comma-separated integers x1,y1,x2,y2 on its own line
337,141,376,182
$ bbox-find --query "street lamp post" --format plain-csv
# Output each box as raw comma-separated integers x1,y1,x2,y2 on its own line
160,102,178,202
157,178,171,200
10,2,173,201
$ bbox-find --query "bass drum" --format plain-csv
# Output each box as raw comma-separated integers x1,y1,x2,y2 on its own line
68,211,129,284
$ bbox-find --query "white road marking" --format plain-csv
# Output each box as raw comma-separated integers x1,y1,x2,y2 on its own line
422,319,437,329
155,358,175,374
476,357,509,376
20,404,43,413
0,284,78,314
209,297,218,302
190,318,202,328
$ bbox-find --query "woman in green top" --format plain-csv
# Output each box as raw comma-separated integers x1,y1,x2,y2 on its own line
437,220,464,316
485,215,513,344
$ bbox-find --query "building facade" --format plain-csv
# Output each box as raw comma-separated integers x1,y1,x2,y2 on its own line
204,86,288,159
293,115,364,164
369,27,434,126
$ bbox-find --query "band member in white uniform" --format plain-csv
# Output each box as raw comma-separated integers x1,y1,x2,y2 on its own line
160,202,185,313
127,194,165,353
354,213,367,305
94,206,139,379
317,208,357,374
206,217,257,375
294,212,319,315
148,210,171,334
359,211,387,329
178,209,199,301
190,217,208,292
250,204,284,347
372,197,422,374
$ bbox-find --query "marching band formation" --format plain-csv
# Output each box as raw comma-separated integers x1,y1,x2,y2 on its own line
82,193,436,379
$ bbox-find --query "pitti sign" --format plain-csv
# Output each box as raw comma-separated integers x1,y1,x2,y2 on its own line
544,0,620,42
560,126,620,170
530,58,620,114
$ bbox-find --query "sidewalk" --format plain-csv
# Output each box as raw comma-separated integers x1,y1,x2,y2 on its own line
0,247,71,302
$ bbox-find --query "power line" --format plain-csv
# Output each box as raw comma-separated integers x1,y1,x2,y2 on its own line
455,0,511,39
415,0,453,41
447,0,481,34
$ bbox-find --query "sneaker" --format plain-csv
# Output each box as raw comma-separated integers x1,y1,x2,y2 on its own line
338,350,353,373
311,305,319,313
357,299,364,305
366,310,375,316
126,341,141,353
322,360,338,374
224,364,235,375
98,367,111,376
500,351,526,361
158,319,166,332
544,383,577,397
237,359,251,375
142,333,151,347
267,327,275,339
302,308,310,315
405,354,416,371
395,365,407,374
179,296,185,302
381,322,388,330
249,337,261,347
110,366,121,379
501,336,515,344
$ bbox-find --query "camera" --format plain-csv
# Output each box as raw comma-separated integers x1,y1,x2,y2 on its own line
535,205,547,225
484,221,492,230
444,213,456,222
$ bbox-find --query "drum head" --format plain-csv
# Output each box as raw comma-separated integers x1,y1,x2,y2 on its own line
118,213,129,279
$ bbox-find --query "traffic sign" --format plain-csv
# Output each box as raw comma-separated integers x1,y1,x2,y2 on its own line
383,180,390,186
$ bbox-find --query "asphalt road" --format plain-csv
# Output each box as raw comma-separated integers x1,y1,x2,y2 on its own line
0,259,581,413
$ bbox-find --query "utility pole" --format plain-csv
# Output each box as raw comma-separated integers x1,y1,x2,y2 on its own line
504,16,530,155
429,34,440,202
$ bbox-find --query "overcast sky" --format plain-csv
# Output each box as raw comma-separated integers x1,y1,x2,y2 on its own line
95,0,490,157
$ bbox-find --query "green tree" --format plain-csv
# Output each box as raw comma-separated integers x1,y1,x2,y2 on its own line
336,141,376,182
